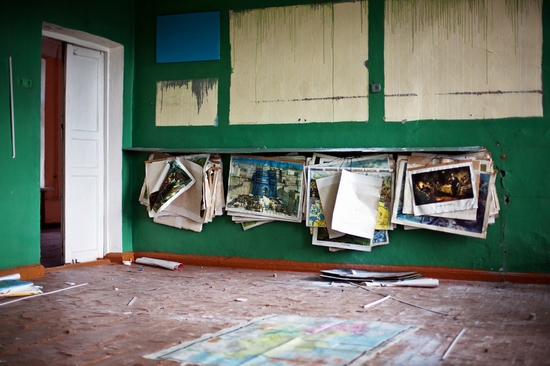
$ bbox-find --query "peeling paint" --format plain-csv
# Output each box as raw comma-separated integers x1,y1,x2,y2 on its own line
438,90,543,96
255,95,367,103
386,0,541,48
159,79,217,114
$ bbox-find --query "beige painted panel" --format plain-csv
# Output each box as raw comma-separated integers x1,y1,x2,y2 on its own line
156,79,218,126
384,0,542,122
230,1,368,125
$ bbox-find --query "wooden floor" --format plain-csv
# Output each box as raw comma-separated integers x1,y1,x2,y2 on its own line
1,263,549,365
40,224,63,268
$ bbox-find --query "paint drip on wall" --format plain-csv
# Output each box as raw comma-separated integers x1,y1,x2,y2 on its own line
384,0,543,122
229,1,369,125
156,78,218,126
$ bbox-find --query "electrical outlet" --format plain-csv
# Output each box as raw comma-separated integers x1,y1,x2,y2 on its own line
20,78,32,88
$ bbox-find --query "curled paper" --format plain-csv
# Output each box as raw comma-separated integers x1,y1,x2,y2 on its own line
0,273,21,281
135,257,184,271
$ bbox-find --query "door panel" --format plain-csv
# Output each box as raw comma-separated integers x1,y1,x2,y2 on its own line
64,44,105,263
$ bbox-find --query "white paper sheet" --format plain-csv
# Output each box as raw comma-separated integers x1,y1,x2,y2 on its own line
315,174,345,239
229,1,369,124
162,158,204,223
332,170,383,239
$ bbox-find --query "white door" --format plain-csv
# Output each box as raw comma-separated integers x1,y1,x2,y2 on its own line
64,44,105,263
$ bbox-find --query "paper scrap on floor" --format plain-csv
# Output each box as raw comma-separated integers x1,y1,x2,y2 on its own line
144,314,416,365
319,268,439,288
135,257,184,271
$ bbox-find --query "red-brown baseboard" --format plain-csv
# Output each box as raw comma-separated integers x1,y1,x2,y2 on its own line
104,252,135,263
0,264,45,280
44,259,112,273
4,254,548,284
126,251,550,285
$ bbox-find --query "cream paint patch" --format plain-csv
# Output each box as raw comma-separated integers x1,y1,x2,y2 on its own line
156,79,218,126
384,0,542,122
229,1,368,125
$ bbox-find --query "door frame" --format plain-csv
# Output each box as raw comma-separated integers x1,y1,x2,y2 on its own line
42,22,124,256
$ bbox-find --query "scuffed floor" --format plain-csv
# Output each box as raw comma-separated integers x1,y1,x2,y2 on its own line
1,263,549,365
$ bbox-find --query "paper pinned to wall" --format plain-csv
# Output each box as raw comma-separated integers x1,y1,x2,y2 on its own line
384,0,543,122
229,1,369,125
156,79,218,127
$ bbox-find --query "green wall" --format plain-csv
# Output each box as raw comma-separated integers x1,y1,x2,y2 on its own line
1,0,547,275
131,0,550,274
0,0,135,270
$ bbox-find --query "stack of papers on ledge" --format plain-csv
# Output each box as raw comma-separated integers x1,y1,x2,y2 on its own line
305,153,395,252
138,153,225,232
225,154,307,230
391,149,498,239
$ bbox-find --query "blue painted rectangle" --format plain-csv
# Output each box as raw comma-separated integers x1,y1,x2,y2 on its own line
156,11,220,63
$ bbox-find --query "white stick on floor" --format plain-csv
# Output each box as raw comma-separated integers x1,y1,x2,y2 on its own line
442,328,467,360
363,295,391,309
0,283,89,307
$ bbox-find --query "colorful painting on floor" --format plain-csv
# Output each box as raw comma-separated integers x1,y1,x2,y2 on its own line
144,314,416,365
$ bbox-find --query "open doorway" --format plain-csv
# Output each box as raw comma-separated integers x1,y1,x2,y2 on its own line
41,22,124,264
39,36,107,266
40,36,64,268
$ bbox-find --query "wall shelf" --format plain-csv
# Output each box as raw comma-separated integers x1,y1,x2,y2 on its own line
124,146,484,154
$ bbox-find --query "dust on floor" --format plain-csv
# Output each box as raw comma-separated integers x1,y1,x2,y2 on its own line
1,263,549,365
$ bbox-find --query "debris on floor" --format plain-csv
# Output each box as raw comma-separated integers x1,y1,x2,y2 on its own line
1,265,549,365
0,274,43,297
127,296,137,306
0,282,88,307
0,273,21,281
135,257,184,271
350,282,448,316
319,268,439,288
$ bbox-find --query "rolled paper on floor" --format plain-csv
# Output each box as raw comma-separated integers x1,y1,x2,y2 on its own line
0,273,21,281
135,257,184,271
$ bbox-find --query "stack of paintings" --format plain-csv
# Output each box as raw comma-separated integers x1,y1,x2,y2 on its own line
138,153,225,232
140,149,499,244
225,155,306,229
305,153,395,252
391,150,499,238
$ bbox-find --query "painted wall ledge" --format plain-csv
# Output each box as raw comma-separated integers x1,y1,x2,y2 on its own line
0,264,45,280
106,252,550,285
123,146,483,154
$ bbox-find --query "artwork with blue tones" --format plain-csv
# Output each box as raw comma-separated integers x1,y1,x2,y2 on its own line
156,12,220,63
145,314,416,365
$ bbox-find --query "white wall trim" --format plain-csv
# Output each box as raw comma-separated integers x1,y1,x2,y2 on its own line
42,22,124,255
